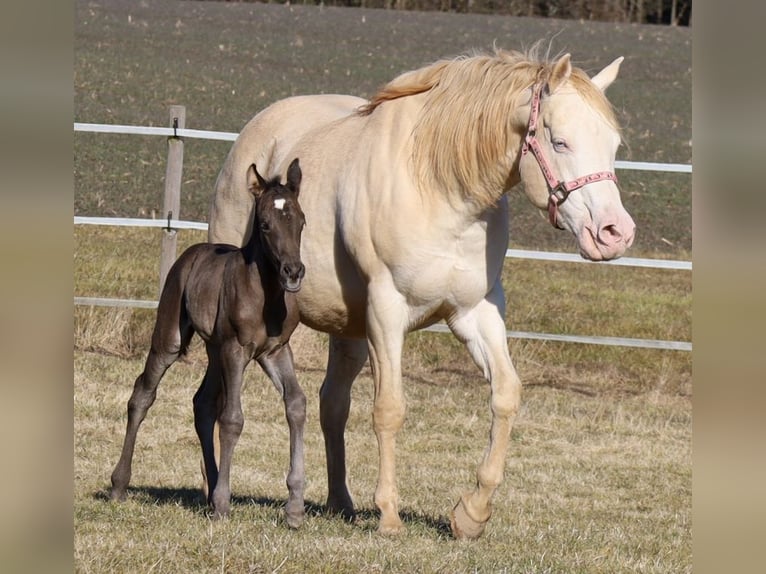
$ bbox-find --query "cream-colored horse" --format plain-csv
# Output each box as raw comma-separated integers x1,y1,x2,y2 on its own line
208,48,635,538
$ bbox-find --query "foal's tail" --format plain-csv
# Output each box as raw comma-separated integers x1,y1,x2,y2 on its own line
152,246,203,358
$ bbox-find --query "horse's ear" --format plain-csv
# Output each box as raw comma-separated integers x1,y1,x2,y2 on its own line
546,53,571,94
286,158,302,195
591,56,624,92
246,163,268,197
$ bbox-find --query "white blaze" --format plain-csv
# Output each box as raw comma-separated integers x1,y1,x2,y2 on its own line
274,198,286,210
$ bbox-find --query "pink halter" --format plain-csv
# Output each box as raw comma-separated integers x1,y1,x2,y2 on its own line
521,82,619,228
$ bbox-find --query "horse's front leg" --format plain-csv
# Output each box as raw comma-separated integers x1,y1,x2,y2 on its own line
258,343,307,528
366,282,408,535
446,284,522,539
208,342,248,518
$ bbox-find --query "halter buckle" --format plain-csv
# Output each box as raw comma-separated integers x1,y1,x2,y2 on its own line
550,182,570,206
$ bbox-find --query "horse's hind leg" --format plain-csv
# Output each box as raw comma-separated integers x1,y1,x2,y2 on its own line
110,322,193,501
446,285,522,539
207,341,247,518
319,336,368,520
258,343,307,528
194,356,222,503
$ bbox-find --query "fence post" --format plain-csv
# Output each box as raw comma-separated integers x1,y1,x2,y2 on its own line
159,105,185,296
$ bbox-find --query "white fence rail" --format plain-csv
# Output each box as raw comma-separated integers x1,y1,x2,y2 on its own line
74,119,692,351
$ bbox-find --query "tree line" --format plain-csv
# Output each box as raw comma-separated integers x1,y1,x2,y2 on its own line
245,1,691,26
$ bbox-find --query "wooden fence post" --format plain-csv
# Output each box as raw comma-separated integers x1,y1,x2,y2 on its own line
159,105,185,296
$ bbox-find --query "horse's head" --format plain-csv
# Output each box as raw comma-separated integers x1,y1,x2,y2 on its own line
517,54,635,261
247,158,306,292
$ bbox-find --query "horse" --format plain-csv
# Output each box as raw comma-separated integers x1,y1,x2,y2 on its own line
207,48,636,539
111,158,308,528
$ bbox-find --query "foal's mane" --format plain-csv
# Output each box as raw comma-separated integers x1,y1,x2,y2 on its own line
358,47,619,208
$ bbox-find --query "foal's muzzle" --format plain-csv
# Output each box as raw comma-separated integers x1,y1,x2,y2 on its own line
281,262,305,293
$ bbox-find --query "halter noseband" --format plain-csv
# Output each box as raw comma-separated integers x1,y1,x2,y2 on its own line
521,82,619,228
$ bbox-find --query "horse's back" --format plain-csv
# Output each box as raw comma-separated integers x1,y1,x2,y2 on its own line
209,94,365,246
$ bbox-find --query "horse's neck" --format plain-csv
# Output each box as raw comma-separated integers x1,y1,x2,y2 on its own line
385,93,522,211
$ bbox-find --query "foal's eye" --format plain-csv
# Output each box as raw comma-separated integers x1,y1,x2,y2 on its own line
260,221,271,232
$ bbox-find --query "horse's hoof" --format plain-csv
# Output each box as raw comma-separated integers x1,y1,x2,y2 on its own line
326,497,355,522
285,511,304,529
378,516,404,536
109,489,126,502
284,499,305,529
378,522,404,536
210,503,230,520
450,497,490,540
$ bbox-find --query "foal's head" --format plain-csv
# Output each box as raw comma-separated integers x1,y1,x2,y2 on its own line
247,158,306,292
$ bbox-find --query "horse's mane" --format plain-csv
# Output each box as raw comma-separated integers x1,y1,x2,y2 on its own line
358,47,620,208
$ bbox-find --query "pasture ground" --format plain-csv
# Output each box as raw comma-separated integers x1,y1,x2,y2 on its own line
75,329,690,574
75,1,691,572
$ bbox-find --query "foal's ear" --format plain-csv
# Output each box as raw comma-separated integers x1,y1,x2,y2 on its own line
546,53,572,94
285,158,302,195
246,163,268,197
590,56,624,92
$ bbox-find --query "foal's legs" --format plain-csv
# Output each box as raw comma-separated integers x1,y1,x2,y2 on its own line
110,318,194,500
258,344,307,528
319,336,368,519
446,284,522,539
194,355,223,504
206,340,248,518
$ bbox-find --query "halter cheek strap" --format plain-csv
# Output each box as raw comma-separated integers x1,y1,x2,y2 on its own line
521,82,619,228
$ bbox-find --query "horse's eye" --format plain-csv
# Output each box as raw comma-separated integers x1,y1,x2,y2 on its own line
552,138,568,152
260,221,271,232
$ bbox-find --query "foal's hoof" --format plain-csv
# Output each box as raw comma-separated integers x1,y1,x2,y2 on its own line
109,486,127,502
285,511,305,529
209,502,231,520
285,500,305,529
450,496,490,540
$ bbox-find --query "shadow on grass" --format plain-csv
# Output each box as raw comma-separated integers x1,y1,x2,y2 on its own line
94,485,316,514
299,503,452,537
94,486,453,536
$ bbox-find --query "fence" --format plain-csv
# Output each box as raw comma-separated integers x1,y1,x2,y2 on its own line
74,108,692,352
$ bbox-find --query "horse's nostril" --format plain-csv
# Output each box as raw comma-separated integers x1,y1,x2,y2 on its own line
598,223,623,245
282,263,304,280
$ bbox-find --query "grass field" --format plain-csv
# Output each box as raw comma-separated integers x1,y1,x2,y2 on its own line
75,1,691,571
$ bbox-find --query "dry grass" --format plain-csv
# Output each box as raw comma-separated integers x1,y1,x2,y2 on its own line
74,226,690,572
75,333,690,572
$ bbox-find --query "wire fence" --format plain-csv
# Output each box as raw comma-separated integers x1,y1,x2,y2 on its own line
74,118,692,351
